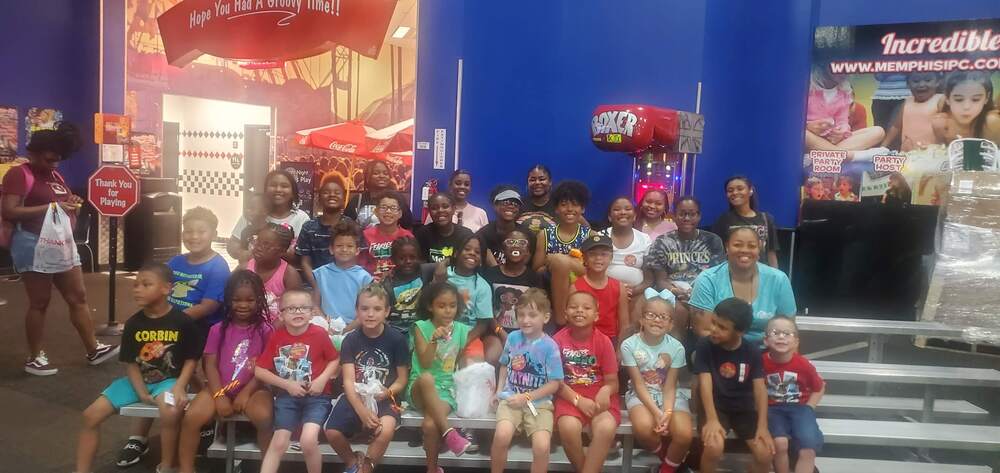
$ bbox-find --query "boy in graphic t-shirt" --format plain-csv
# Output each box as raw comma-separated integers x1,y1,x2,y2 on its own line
167,207,231,328
74,264,200,473
693,298,773,473
763,316,825,473
255,290,340,473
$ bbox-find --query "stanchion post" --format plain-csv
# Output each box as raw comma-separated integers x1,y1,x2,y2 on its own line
97,216,122,336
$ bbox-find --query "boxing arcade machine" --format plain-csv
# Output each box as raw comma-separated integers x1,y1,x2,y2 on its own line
590,104,704,206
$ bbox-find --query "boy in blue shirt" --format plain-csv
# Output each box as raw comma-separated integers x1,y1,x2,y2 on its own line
314,220,374,334
490,288,564,473
117,206,231,466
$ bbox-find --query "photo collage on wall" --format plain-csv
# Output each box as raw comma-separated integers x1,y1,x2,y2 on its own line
802,18,1000,208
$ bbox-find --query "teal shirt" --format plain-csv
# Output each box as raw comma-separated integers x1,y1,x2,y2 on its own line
689,262,796,344
446,267,494,327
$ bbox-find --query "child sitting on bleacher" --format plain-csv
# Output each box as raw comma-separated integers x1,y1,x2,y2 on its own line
622,289,692,473
407,282,475,471
694,298,774,473
553,291,620,473
314,221,374,336
324,284,410,473
489,288,563,473
74,264,200,473
763,316,825,473
177,270,275,473
255,289,340,473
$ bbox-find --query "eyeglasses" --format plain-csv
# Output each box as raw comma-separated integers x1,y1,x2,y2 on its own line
503,238,529,248
497,199,521,208
767,329,796,338
282,305,313,314
642,312,672,322
378,205,400,212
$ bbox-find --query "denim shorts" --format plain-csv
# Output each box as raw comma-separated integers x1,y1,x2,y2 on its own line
625,387,691,414
768,404,824,452
273,394,333,431
11,228,80,273
102,377,177,409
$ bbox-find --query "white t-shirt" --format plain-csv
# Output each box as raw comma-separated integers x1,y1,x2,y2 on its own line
599,227,651,286
230,209,311,240
423,203,490,233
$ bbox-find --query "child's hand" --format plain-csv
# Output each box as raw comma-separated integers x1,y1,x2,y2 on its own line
431,324,452,342
286,380,308,397
307,380,325,396
806,119,832,136
595,390,612,412
374,387,389,401
577,398,599,418
701,420,726,449
433,259,449,282
755,428,776,455
507,394,526,408
215,395,235,417
363,410,382,432
139,393,156,405
654,410,672,434
172,387,188,410
232,389,251,413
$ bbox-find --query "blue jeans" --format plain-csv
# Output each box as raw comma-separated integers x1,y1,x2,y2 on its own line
273,394,333,431
768,404,824,452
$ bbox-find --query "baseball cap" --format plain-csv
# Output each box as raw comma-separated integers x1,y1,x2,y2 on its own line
580,234,613,252
493,189,523,205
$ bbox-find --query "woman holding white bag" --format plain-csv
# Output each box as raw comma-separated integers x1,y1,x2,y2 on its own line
1,122,118,376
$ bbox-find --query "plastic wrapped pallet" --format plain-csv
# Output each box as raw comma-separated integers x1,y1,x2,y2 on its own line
921,171,1000,345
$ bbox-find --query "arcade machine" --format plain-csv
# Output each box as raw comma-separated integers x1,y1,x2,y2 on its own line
590,104,704,206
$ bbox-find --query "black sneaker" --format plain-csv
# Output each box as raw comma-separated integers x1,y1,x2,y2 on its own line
198,427,216,454
116,438,149,467
87,342,120,366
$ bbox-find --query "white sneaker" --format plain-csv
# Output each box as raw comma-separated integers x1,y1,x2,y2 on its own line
851,147,890,162
25,352,58,376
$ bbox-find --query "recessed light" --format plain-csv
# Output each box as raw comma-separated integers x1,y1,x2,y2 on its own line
392,26,411,39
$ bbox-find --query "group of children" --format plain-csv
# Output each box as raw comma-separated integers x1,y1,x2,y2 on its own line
75,173,826,473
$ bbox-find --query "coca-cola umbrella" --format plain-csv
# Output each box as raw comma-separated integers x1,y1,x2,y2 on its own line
295,120,376,156
366,118,414,153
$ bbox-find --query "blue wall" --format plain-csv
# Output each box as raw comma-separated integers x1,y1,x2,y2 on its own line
414,0,706,221
0,1,100,191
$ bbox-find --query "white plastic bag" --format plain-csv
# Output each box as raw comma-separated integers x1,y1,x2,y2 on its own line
355,379,385,414
33,203,77,273
453,362,496,418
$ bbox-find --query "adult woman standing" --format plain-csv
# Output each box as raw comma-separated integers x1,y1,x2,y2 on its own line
634,189,676,240
517,164,557,234
644,196,725,338
345,159,413,229
228,170,311,263
1,123,118,375
711,175,780,268
688,227,796,344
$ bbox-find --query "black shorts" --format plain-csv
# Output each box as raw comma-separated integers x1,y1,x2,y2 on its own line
698,405,759,440
324,395,400,437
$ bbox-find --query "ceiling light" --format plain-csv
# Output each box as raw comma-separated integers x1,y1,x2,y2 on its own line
392,26,411,39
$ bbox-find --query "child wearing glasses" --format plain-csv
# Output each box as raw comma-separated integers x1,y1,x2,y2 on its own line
255,289,340,473
245,223,303,319
621,289,692,473
763,316,825,473
315,221,374,335
482,228,541,338
360,192,413,282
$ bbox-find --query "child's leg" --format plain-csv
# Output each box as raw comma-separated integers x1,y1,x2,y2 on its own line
838,126,885,151
323,398,361,467
747,437,774,473
627,405,659,451
547,254,582,324
178,390,216,473
300,422,323,473
795,448,818,473
259,429,292,473
244,390,274,451
324,427,355,467
76,396,116,473
790,404,823,473
581,411,617,473
528,429,552,473
156,391,184,469
489,420,516,473
412,373,452,435
665,411,693,467
420,416,442,472
773,436,791,473
698,416,725,473
556,415,585,472
365,415,398,470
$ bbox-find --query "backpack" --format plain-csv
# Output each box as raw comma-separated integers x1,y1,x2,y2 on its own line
0,165,38,249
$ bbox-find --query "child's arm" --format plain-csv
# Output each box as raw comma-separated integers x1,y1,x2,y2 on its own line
557,382,596,417
283,264,303,292
226,236,251,263
494,365,510,404
659,366,680,431
468,319,490,344
413,327,438,369
387,365,409,400
172,358,197,409
184,300,221,321
807,380,825,409
752,378,775,453
532,230,547,271
698,372,725,445
308,358,340,396
617,285,631,342
626,365,663,418
595,371,619,413
255,366,306,396
204,353,224,394
880,107,903,148
341,362,379,428
300,255,319,288
126,364,156,405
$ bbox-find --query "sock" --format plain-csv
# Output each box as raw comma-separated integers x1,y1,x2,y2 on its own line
129,435,148,444
442,428,454,439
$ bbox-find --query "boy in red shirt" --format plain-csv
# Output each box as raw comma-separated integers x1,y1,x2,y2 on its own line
763,315,825,473
255,289,340,473
571,234,629,345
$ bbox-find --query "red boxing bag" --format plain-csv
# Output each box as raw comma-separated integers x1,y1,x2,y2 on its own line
591,104,683,154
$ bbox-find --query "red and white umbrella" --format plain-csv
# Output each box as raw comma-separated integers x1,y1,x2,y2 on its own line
294,120,376,155
366,118,414,154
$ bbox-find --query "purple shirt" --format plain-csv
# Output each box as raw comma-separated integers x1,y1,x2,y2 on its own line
204,322,273,397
